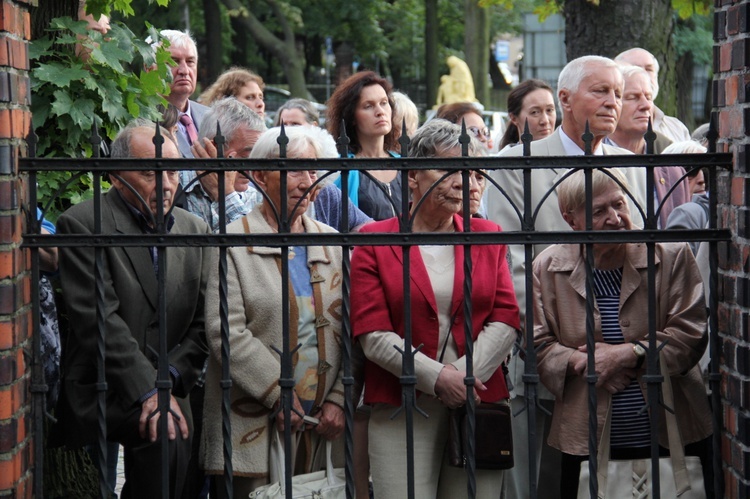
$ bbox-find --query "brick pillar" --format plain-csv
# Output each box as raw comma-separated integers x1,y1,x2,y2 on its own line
715,1,750,498
0,0,33,498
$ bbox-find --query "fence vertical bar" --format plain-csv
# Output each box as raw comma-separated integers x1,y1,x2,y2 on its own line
707,113,723,498
90,120,110,499
582,124,599,499
150,125,174,499
27,131,46,499
336,123,355,499
520,119,540,499
213,124,235,499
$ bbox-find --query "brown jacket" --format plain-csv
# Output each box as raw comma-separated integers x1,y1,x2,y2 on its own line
532,242,711,455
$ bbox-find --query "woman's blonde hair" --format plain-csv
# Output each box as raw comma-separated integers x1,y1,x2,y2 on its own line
557,168,629,215
199,67,265,106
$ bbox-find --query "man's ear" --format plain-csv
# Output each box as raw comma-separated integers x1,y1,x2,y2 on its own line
558,89,572,113
109,172,123,189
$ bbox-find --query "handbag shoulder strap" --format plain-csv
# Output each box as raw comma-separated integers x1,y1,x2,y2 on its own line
596,349,691,497
272,432,339,493
437,309,460,363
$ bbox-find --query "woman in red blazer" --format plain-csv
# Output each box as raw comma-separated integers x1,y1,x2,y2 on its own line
350,119,520,498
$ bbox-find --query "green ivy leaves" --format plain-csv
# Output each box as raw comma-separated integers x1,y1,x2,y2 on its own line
30,15,173,219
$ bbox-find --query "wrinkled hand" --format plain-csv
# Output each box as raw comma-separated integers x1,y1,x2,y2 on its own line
576,343,639,393
198,170,237,201
435,365,485,409
601,369,638,394
139,393,189,443
315,402,344,440
275,391,304,434
191,137,218,159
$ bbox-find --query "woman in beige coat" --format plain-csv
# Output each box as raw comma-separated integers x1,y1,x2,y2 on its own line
201,126,346,499
532,168,712,498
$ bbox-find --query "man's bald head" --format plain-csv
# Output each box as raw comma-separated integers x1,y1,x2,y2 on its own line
615,48,660,99
111,122,180,159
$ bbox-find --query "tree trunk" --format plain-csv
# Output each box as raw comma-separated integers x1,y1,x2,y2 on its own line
202,0,223,85
562,0,677,114
675,49,695,132
220,0,309,97
32,0,79,40
334,41,354,85
464,0,489,106
230,15,248,67
425,0,439,108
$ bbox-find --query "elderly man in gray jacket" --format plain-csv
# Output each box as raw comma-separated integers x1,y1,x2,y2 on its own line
489,55,647,499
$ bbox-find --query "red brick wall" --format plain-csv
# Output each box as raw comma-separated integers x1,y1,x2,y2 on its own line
0,0,33,497
715,1,750,498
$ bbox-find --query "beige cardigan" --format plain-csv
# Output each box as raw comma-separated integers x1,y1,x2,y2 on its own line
532,242,712,455
200,208,345,477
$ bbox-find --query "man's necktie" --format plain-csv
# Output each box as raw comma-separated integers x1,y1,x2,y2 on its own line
179,113,198,145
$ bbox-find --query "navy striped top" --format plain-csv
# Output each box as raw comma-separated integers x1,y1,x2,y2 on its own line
592,268,651,448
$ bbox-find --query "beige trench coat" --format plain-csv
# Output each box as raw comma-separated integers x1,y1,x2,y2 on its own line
532,242,712,455
200,208,346,477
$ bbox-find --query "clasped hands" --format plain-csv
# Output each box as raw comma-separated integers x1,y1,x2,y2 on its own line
274,393,344,441
569,342,639,394
435,364,485,409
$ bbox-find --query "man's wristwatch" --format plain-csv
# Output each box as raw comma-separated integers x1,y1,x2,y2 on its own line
631,341,646,369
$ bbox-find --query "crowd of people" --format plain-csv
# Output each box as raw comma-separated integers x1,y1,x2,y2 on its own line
39,10,717,499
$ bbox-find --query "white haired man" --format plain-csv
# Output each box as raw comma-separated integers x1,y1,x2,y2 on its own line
161,29,209,158
615,47,691,142
489,55,647,499
180,97,267,232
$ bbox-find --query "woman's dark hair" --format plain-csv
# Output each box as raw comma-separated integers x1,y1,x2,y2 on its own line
499,79,554,149
158,103,179,131
435,102,481,125
325,71,397,154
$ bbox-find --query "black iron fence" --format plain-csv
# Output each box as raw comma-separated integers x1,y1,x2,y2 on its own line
20,123,732,499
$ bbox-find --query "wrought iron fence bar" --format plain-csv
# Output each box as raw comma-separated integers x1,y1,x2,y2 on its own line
583,172,599,499
211,122,234,498
91,137,110,499
401,242,417,499
646,241,663,499
337,139,356,499
20,153,734,173
520,140,540,499
27,169,46,499
708,144,724,498
644,140,662,497
150,133,173,499
22,228,733,249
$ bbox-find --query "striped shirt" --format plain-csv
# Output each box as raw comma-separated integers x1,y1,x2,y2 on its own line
593,268,651,448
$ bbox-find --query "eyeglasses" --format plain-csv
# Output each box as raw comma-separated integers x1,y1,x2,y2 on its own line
467,126,490,140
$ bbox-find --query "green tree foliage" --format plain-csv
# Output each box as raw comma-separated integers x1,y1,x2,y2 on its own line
84,0,169,17
31,3,173,220
484,0,711,22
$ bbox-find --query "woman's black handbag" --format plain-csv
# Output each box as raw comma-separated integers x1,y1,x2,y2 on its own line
448,399,514,470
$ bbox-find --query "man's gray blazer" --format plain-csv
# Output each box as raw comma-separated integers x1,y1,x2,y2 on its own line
487,127,646,397
176,99,210,158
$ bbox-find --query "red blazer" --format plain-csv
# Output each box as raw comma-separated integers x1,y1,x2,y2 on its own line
351,214,520,406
